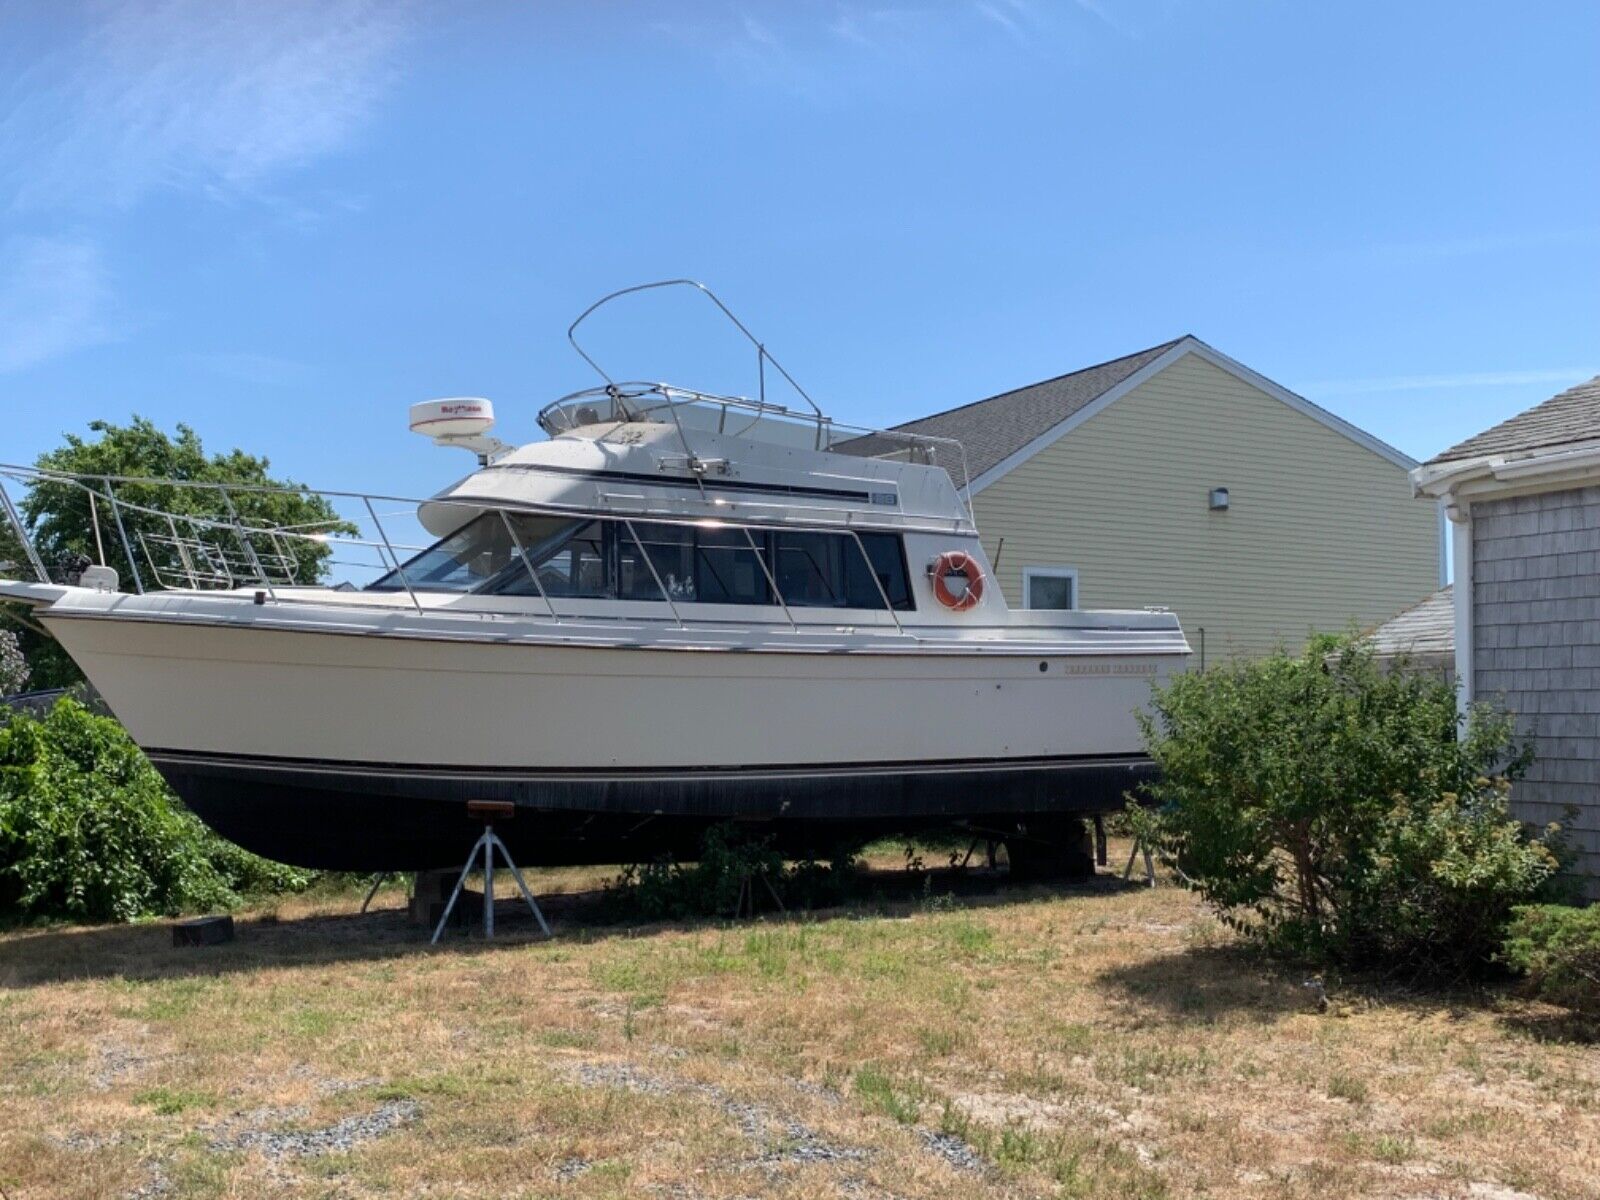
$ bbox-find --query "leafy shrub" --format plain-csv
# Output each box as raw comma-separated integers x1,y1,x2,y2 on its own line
0,699,314,922
1503,904,1600,1015
0,628,26,696
605,825,861,921
1129,636,1563,979
605,825,786,921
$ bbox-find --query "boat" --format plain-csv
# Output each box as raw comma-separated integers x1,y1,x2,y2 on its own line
0,282,1190,873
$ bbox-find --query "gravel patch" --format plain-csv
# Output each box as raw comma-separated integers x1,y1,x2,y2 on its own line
126,1163,173,1198
206,1100,421,1159
569,1061,866,1168
574,1062,675,1095
552,1155,592,1181
89,1036,152,1091
917,1127,987,1174
283,1061,382,1096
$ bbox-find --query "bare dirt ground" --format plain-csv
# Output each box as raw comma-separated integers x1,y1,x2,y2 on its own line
1,842,1597,1199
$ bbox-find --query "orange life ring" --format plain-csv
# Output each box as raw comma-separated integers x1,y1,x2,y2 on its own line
929,550,986,611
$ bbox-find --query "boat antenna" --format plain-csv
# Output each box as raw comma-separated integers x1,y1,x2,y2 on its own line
566,279,825,419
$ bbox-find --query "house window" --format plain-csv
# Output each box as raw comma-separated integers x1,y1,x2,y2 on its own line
1023,566,1078,610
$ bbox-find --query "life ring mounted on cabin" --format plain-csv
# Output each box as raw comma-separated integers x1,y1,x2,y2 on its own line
928,550,986,611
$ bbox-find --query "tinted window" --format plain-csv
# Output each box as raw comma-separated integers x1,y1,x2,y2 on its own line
774,531,847,606
692,527,773,605
369,513,517,593
526,522,607,597
846,532,914,611
371,513,912,612
622,523,694,600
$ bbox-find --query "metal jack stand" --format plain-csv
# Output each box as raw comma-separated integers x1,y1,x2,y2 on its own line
1123,837,1156,887
734,867,786,919
360,872,393,913
432,801,551,944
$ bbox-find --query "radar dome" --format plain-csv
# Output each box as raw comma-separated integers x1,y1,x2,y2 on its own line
409,398,495,439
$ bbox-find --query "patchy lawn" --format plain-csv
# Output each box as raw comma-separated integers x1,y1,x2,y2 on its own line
1,842,1596,1199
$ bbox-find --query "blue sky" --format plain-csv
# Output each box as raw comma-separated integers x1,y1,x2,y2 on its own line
2,1,1596,502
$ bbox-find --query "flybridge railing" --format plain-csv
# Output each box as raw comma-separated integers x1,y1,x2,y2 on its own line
555,280,975,521
0,464,934,636
535,381,974,521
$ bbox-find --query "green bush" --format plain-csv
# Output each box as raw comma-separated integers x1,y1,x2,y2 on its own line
605,825,787,921
605,825,860,921
1129,636,1563,979
1503,904,1600,1015
0,699,314,922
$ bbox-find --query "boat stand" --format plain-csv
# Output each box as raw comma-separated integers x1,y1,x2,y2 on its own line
734,867,786,919
360,872,393,913
431,802,551,943
1123,837,1156,887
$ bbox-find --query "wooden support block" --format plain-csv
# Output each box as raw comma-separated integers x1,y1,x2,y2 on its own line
467,800,515,821
172,915,234,947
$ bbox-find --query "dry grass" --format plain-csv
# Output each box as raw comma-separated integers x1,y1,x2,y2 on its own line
2,840,1597,1200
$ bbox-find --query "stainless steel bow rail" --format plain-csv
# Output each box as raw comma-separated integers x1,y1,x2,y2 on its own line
0,464,977,636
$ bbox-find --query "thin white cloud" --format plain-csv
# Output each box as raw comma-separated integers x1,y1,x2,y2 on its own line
1307,368,1597,396
1071,0,1131,35
975,2,1029,43
0,236,115,373
1,0,412,212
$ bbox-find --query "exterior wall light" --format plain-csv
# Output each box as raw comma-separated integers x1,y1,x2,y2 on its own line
1209,487,1230,511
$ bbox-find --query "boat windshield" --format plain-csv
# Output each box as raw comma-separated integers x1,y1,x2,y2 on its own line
368,513,576,594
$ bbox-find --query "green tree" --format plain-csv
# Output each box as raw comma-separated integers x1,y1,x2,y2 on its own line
0,629,27,696
1129,636,1563,979
23,417,347,588
3,418,352,687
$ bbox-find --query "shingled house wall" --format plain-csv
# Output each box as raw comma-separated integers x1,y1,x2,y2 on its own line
1472,484,1600,898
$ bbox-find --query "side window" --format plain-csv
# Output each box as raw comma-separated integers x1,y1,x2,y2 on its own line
623,523,694,601
538,523,608,597
773,531,847,607
846,532,914,610
469,518,915,612
1022,566,1078,610
694,527,773,605
490,520,606,597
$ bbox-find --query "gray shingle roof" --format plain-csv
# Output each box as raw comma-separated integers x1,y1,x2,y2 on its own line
1364,585,1454,660
881,338,1186,482
1426,375,1600,466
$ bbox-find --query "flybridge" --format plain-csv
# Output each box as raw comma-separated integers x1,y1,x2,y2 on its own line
405,280,974,493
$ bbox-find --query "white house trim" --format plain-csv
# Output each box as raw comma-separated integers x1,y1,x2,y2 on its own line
1412,438,1600,501
965,337,1420,497
1451,508,1474,717
1436,500,1449,588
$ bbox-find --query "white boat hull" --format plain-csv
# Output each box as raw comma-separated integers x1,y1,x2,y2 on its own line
32,589,1187,869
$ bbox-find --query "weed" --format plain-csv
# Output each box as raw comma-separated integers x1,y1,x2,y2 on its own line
853,1065,922,1124
1326,1072,1369,1103
134,1087,213,1116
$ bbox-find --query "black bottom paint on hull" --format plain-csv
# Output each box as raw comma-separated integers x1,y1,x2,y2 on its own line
148,750,1155,872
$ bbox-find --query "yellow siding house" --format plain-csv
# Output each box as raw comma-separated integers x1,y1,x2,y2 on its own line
896,337,1442,662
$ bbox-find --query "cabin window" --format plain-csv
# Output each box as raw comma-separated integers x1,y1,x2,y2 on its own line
368,513,577,593
525,521,608,597
773,531,847,606
1022,566,1078,610
691,527,774,605
371,512,913,612
847,532,914,611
